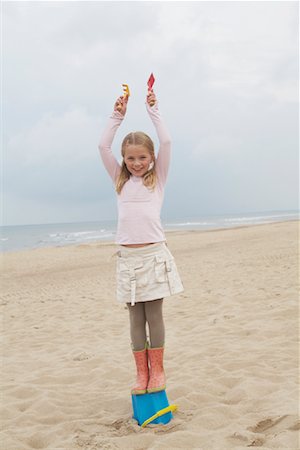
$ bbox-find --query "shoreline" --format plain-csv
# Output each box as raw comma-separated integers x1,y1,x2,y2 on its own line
1,218,299,256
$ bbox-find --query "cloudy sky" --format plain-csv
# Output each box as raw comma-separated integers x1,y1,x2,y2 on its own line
2,1,298,226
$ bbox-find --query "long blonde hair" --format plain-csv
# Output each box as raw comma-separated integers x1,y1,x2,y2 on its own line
115,131,157,194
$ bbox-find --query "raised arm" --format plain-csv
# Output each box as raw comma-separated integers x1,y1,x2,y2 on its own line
146,92,171,186
98,95,128,182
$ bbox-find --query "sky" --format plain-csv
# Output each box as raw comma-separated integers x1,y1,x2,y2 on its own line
2,0,299,226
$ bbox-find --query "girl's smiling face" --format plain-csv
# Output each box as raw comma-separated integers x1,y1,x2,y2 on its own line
124,145,153,177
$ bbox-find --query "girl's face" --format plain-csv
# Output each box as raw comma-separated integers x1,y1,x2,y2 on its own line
124,145,153,177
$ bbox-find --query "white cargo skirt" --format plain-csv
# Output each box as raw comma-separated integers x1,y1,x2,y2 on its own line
116,242,184,306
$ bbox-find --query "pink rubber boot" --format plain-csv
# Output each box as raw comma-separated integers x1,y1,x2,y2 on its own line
131,344,149,395
147,346,166,393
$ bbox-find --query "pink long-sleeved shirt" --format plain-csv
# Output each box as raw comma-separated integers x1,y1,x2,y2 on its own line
98,103,171,245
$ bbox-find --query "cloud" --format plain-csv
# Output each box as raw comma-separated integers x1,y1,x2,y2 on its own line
7,108,99,165
3,106,119,224
5,108,115,205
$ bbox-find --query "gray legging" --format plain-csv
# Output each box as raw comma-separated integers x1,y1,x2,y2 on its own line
126,298,165,351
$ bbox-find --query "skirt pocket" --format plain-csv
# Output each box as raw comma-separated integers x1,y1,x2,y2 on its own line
154,255,172,283
117,256,148,292
117,259,131,293
154,254,184,294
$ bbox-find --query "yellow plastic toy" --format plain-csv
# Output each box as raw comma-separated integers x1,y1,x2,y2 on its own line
122,83,130,98
116,83,130,112
141,404,178,428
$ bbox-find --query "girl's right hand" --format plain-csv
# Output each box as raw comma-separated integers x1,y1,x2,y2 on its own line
147,90,156,107
114,95,128,116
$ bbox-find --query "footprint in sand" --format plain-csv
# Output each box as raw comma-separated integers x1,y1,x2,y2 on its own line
228,414,300,448
73,352,94,361
248,414,300,437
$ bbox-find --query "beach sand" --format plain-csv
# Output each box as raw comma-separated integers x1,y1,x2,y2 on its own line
1,221,299,450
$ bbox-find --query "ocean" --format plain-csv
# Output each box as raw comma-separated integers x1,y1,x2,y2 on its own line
1,210,298,253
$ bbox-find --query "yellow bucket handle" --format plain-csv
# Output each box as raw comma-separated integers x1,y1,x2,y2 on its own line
141,404,178,428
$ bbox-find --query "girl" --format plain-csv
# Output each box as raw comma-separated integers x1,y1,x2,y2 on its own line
98,86,184,396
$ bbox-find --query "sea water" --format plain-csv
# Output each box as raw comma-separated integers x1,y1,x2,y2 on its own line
1,210,298,253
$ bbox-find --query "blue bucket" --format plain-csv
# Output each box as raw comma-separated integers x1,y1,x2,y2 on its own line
131,390,177,427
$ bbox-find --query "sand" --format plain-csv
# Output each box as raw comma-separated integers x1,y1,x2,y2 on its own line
1,220,299,450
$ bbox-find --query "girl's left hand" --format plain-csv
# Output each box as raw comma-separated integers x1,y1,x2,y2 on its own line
147,90,156,107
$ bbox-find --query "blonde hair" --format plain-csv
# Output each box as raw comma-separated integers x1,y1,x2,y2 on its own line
115,131,157,194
